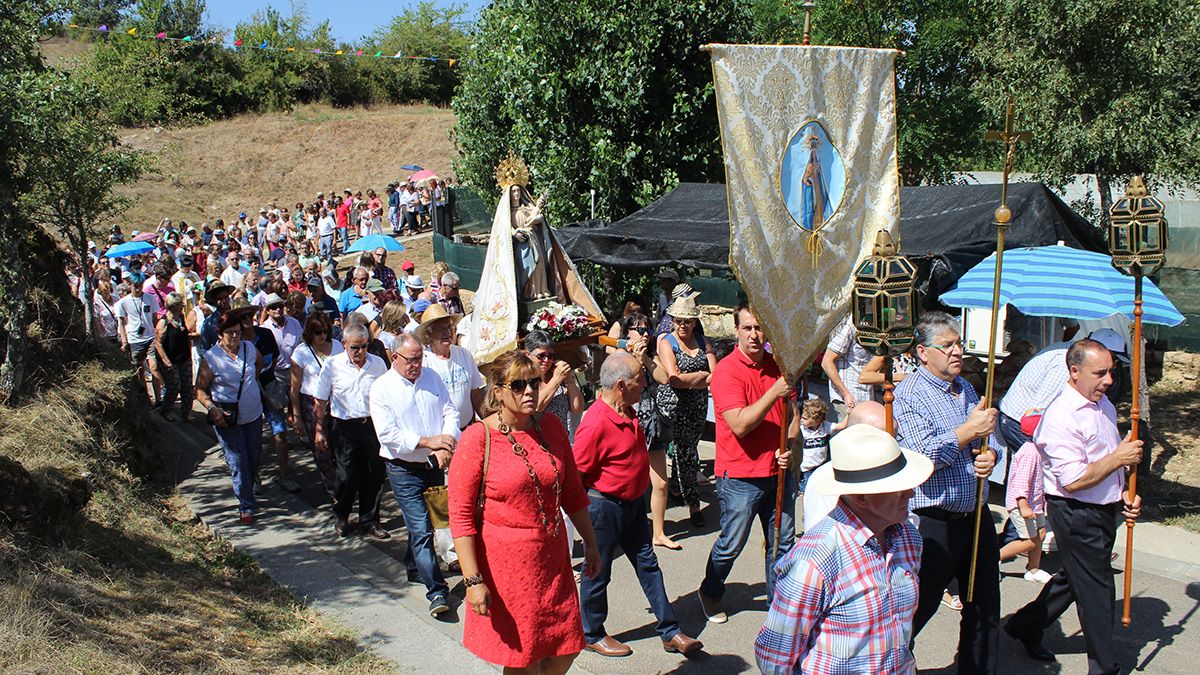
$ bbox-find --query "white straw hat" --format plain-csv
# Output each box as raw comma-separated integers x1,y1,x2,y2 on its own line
666,295,701,319
807,425,933,496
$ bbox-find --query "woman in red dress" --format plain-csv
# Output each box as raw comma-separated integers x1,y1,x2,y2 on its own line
450,350,599,674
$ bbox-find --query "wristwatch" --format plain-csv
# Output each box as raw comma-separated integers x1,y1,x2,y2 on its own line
463,573,484,588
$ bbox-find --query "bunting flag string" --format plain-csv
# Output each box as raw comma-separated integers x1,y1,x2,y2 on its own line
63,23,461,65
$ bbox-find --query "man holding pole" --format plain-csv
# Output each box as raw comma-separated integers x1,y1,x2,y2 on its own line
894,312,1001,675
697,302,797,623
1005,339,1143,673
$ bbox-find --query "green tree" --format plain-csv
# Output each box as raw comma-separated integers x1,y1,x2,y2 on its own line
18,73,148,341
756,0,989,185
68,0,135,32
363,1,470,104
452,0,753,224
974,0,1200,217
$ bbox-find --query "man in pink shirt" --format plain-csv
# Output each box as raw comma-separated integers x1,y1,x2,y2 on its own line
1005,339,1143,674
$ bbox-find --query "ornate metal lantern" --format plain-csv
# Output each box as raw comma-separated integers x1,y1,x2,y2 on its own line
852,230,918,356
1109,176,1168,276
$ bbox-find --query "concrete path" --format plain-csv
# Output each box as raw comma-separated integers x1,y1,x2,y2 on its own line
162,417,1200,674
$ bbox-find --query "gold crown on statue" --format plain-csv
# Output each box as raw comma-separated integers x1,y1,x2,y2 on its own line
495,150,532,189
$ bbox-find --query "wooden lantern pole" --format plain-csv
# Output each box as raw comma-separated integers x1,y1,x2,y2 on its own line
801,2,816,46
774,396,788,562
882,353,895,436
1123,273,1144,626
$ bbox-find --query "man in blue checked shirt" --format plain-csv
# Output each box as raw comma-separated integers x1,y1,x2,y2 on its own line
894,312,1002,675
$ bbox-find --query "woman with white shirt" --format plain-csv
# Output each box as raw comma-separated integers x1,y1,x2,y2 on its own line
289,311,343,500
195,306,266,525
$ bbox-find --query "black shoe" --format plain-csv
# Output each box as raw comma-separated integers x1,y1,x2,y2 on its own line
333,515,351,537
429,596,450,617
1005,622,1056,662
690,510,706,527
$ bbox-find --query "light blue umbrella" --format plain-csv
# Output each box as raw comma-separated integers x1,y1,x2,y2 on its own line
400,164,423,171
941,245,1184,326
346,234,406,254
104,241,155,258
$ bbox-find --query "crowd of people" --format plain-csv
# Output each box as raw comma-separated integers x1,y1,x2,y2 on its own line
70,205,1147,674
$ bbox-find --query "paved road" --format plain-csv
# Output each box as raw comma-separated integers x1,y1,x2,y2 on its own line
164,419,1200,674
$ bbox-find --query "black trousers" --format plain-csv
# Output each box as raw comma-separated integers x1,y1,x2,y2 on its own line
331,418,386,524
912,508,1001,675
1008,496,1120,675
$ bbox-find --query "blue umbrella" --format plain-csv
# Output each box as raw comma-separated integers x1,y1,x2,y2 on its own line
104,241,155,258
941,245,1184,326
346,234,406,254
400,164,423,171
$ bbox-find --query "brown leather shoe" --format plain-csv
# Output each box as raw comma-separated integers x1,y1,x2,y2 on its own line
663,632,703,654
585,635,632,657
363,524,391,540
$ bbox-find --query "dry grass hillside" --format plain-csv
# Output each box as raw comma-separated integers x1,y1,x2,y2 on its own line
118,103,457,231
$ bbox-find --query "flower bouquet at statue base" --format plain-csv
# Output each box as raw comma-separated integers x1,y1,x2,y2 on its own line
523,301,604,368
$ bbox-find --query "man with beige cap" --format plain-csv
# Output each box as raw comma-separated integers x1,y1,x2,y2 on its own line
756,424,932,674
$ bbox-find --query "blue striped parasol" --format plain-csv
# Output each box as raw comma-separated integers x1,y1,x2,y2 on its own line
940,245,1184,327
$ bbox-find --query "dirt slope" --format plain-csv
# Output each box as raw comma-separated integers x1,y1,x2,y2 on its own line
117,104,456,231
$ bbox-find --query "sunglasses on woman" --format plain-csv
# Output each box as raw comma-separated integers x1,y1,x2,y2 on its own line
505,378,542,392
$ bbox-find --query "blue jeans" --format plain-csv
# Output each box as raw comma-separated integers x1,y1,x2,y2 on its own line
701,473,797,602
384,460,449,602
319,234,333,260
580,490,679,644
213,416,264,513
338,228,349,253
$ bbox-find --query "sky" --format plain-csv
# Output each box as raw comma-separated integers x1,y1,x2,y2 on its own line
201,0,489,44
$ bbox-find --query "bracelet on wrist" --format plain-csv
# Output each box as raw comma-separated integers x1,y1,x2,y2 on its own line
463,573,484,588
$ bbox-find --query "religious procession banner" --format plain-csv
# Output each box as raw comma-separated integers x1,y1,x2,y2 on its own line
709,44,901,374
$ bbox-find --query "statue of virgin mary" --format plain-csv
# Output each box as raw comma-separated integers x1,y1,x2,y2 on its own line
800,133,833,231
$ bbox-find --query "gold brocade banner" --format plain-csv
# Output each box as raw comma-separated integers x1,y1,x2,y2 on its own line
709,44,901,375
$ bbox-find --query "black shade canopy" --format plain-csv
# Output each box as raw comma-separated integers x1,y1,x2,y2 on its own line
556,181,1107,297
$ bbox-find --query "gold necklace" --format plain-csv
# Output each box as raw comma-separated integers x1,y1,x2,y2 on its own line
498,415,562,537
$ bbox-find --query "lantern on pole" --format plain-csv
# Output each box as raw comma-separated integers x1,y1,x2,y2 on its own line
1109,175,1168,628
852,229,918,436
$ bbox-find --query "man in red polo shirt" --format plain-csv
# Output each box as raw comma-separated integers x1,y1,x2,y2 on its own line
698,302,796,624
574,351,703,658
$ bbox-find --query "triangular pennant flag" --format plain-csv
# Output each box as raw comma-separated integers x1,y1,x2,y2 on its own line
427,56,436,62
258,40,268,49
355,50,363,56
126,27,137,35
335,49,343,55
374,50,382,57
286,47,295,51
234,38,242,47
313,48,322,54
68,23,78,28
448,59,456,68
182,35,192,41
98,25,108,31
155,32,166,39
393,51,403,58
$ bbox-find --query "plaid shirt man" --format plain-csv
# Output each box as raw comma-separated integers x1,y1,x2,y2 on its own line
826,316,874,405
755,502,922,674
894,366,1003,513
373,264,399,292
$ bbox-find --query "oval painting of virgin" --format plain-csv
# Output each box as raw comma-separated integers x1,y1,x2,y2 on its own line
780,120,846,232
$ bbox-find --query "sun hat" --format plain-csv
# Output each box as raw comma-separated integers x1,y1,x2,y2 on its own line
305,274,323,288
239,212,247,219
415,303,463,343
365,278,386,293
180,255,194,267
666,295,701,319
405,275,426,289
807,425,934,496
670,282,700,300
401,260,416,271
412,299,432,314
203,280,235,305
1087,328,1130,364
217,306,257,331
263,292,286,308
658,268,680,283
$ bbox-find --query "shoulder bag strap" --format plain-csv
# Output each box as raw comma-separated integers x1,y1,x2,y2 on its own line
475,427,491,524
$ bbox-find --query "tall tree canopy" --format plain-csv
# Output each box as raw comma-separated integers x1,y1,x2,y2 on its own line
452,0,754,224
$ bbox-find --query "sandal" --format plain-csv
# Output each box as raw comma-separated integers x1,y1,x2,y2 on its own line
941,592,963,611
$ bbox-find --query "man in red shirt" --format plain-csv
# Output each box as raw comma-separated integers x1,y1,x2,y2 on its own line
698,302,797,624
335,190,352,253
574,351,702,658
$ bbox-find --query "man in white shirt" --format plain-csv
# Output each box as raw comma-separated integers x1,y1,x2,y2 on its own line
369,332,459,617
115,272,162,391
220,252,245,288
314,324,389,540
317,207,336,260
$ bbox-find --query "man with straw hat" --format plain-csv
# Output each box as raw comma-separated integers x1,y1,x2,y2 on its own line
417,303,484,432
755,424,933,674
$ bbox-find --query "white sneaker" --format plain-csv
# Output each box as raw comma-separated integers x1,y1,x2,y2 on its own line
1024,569,1053,584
